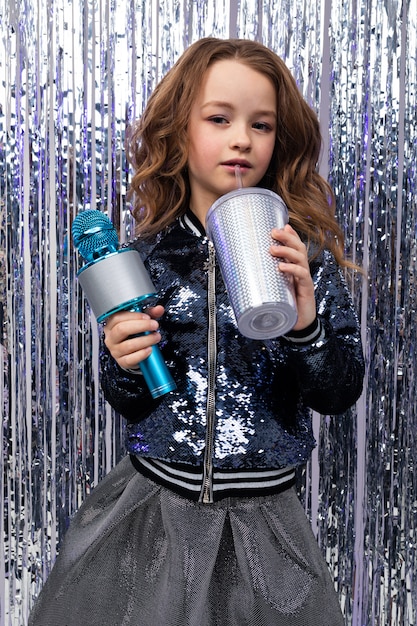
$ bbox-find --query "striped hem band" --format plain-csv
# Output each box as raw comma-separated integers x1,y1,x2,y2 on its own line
130,455,296,502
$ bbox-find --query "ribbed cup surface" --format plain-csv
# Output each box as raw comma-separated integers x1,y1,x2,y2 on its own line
206,188,297,339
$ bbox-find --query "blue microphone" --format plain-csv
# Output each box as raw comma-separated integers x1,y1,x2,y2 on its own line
72,210,176,399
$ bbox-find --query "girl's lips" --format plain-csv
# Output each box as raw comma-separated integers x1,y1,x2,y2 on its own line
222,161,252,171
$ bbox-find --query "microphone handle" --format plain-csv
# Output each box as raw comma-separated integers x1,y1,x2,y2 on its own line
75,248,176,398
138,332,176,399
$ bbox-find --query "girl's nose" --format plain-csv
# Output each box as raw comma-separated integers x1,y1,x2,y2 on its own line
230,125,251,151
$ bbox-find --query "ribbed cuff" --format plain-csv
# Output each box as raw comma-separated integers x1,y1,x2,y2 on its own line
283,317,324,345
120,364,143,375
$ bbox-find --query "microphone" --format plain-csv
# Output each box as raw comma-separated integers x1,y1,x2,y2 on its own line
72,210,176,399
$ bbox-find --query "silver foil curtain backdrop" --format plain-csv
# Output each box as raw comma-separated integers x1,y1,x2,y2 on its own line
1,0,416,624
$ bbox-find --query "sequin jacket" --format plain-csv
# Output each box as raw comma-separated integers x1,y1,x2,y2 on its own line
100,215,364,478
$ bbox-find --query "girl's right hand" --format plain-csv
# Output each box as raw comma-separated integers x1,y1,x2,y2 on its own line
103,306,164,370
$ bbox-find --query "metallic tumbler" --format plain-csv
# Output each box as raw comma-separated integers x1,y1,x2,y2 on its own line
206,187,298,339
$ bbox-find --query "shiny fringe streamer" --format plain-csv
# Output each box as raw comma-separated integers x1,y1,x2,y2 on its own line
1,1,416,624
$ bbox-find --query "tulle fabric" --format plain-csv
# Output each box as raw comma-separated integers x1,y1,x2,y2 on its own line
29,456,344,626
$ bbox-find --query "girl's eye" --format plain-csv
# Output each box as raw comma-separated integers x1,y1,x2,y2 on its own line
209,116,228,125
253,121,273,132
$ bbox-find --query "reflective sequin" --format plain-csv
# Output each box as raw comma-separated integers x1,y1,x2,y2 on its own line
100,220,364,472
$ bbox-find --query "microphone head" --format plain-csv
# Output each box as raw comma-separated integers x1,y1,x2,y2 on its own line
72,210,119,262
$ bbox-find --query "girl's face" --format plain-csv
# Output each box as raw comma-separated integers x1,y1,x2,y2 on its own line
187,59,277,224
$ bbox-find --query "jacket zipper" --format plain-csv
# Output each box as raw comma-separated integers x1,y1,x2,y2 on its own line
200,241,217,504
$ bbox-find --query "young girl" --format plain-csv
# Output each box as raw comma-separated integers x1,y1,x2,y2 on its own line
30,38,364,626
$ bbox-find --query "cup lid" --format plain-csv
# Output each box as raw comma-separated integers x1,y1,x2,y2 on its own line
205,187,287,230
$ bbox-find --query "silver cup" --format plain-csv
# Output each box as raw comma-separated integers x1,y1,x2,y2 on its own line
206,187,298,339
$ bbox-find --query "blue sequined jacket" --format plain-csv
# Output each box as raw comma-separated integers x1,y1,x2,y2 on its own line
100,213,364,489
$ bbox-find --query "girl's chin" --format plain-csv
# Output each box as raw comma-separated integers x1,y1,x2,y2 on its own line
220,181,244,196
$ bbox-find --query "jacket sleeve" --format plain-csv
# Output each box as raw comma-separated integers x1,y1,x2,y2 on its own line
99,340,159,421
277,249,365,415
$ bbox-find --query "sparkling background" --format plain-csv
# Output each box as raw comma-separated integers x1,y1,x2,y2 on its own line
1,0,416,624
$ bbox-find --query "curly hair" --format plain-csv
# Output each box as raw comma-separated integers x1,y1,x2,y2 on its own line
127,37,349,267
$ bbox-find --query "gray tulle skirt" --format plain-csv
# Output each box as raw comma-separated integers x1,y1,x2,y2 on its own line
29,456,344,626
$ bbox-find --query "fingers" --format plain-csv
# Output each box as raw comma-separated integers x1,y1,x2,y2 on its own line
269,224,317,331
143,304,165,319
269,224,310,278
103,311,162,370
270,223,305,254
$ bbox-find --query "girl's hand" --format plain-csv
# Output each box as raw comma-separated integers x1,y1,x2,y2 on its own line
103,305,165,370
269,224,316,331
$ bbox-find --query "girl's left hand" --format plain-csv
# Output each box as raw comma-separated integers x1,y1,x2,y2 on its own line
269,224,316,331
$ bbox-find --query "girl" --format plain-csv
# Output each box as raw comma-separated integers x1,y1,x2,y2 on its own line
30,38,364,626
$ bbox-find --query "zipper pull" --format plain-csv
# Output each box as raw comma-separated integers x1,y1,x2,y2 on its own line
203,240,216,272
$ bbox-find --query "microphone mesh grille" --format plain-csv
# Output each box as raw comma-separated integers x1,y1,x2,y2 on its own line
72,210,119,260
